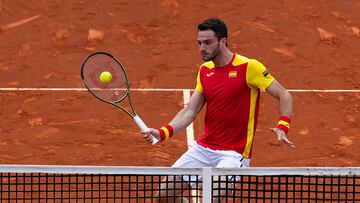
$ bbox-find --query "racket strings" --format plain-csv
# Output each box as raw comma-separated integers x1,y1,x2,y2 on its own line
82,54,128,102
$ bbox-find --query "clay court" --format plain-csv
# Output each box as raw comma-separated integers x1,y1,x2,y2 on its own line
0,0,359,168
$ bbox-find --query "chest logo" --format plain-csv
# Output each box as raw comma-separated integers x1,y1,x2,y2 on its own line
228,71,237,78
206,72,215,77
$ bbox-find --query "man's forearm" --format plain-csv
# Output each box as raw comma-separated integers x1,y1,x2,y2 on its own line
169,107,197,133
279,91,293,116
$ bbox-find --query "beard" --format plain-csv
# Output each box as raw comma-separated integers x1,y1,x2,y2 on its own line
201,45,221,62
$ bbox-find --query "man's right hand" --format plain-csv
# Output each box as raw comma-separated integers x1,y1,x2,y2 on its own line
141,128,161,144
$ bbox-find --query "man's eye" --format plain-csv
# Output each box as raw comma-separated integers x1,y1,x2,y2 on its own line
204,41,211,45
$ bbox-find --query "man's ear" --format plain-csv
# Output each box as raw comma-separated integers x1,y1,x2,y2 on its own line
220,37,227,47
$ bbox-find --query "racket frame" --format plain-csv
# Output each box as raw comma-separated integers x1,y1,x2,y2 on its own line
81,52,159,144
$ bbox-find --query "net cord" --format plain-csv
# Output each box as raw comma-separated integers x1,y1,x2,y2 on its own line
0,165,359,176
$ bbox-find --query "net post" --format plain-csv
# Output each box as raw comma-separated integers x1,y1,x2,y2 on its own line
202,167,212,202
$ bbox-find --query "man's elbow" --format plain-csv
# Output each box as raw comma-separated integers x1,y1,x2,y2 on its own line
282,90,293,103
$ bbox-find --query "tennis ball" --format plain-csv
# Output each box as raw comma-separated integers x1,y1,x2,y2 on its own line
99,71,112,84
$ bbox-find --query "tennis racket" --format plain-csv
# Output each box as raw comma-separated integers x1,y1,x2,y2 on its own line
81,52,159,144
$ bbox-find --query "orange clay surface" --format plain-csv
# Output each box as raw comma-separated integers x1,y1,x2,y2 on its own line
0,0,359,167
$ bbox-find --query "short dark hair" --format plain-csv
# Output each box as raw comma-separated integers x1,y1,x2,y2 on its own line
197,18,228,41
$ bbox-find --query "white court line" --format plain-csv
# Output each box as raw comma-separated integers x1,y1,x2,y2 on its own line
0,88,193,92
182,91,200,203
0,87,359,92
182,90,194,149
1,88,358,147
288,89,360,93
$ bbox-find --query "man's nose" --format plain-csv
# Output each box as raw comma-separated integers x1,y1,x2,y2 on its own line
200,43,206,51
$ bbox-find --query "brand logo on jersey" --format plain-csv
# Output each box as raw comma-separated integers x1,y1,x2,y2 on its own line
228,71,237,78
263,69,269,77
206,72,215,77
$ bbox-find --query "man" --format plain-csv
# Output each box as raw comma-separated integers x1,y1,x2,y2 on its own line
142,18,294,202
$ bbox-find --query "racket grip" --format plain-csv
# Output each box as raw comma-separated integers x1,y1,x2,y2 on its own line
133,115,159,145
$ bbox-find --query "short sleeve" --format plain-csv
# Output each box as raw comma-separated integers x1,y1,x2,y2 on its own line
246,59,274,91
195,68,204,93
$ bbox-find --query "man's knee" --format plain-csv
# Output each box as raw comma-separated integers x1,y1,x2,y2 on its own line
155,175,191,202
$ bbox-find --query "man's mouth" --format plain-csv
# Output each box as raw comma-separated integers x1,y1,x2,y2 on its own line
201,52,209,57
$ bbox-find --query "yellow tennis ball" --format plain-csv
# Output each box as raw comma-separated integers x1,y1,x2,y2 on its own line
99,71,112,84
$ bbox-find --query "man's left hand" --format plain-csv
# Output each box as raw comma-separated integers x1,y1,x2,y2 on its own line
271,128,295,148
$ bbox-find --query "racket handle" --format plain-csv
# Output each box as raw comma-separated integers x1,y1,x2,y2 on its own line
133,115,159,145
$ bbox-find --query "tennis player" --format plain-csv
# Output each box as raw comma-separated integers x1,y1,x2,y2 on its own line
142,18,294,202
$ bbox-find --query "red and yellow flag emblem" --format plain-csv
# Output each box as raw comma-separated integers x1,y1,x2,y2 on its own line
228,71,237,78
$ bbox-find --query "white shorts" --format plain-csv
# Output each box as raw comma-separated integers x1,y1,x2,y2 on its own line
173,142,250,168
172,142,250,187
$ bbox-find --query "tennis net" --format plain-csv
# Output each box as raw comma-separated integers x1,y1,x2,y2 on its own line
0,165,359,202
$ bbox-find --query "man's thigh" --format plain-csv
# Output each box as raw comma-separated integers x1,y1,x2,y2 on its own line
172,144,211,168
215,151,250,168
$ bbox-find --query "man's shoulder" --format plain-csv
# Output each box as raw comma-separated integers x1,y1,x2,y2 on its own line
199,61,215,69
232,54,261,66
199,54,250,69
234,54,266,71
198,54,262,70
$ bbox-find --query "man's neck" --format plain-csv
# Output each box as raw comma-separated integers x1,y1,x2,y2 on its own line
213,50,233,67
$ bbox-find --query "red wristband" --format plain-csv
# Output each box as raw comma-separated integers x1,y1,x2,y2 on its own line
158,124,174,142
277,116,291,134
158,128,166,142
